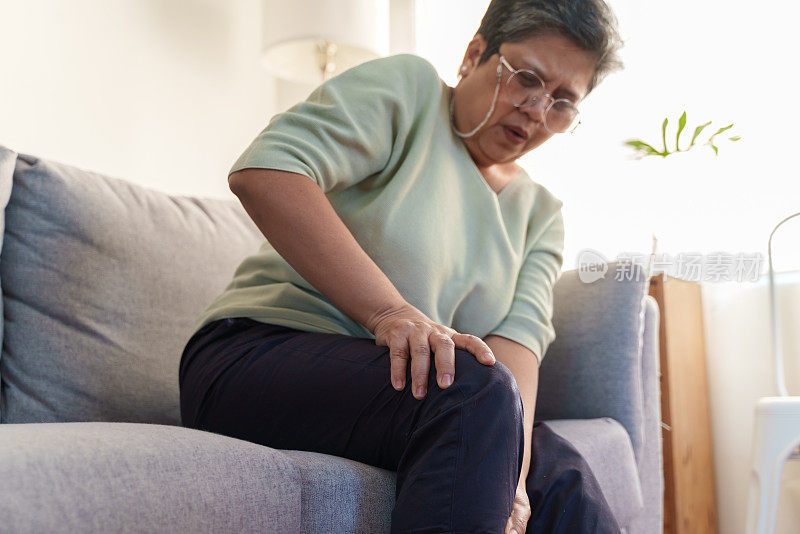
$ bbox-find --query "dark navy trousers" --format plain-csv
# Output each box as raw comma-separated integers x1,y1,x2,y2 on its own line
179,317,621,534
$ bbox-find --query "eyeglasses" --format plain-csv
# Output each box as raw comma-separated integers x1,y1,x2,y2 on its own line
498,55,582,134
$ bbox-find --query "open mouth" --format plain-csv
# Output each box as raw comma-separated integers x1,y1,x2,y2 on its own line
502,125,526,144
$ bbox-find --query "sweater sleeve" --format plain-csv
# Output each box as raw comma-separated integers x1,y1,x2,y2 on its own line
228,54,431,194
487,206,565,365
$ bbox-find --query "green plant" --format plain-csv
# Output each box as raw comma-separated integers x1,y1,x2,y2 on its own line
624,111,742,159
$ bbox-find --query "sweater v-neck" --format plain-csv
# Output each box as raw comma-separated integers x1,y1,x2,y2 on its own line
445,84,527,199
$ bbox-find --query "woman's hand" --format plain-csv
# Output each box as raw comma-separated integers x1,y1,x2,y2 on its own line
505,482,531,534
371,302,496,399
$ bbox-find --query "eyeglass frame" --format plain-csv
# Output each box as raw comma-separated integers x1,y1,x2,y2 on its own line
496,54,583,135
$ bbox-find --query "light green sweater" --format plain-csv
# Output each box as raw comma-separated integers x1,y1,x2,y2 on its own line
193,54,564,363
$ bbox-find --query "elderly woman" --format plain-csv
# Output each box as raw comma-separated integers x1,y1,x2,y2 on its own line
179,0,624,532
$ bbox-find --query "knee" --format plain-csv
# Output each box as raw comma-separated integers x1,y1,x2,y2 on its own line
451,349,524,420
560,467,589,496
528,462,621,533
555,466,613,519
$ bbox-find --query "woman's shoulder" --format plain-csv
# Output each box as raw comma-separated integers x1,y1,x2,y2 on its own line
347,54,442,95
366,53,438,75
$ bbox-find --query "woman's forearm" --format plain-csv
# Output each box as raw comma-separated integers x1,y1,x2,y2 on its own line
483,334,539,484
228,168,408,334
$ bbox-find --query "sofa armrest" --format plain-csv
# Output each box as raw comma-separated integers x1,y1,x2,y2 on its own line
0,422,302,533
536,261,651,462
628,294,665,532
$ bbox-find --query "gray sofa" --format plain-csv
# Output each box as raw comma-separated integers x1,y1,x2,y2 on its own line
0,145,663,533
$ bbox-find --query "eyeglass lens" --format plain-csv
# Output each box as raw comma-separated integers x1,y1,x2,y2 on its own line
504,71,579,133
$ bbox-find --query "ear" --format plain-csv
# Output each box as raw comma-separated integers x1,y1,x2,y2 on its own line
458,33,488,76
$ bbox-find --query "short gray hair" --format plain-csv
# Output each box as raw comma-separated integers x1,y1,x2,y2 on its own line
475,0,624,96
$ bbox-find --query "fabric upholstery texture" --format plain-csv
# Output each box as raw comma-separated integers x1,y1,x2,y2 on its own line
536,261,650,463
281,449,397,534
0,150,264,424
546,418,644,528
627,296,665,534
0,146,16,402
0,422,302,533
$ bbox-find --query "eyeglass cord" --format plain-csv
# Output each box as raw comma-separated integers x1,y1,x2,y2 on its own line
449,61,503,139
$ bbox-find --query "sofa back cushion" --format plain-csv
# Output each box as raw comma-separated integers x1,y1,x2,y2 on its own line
0,148,15,367
0,150,264,424
537,261,650,462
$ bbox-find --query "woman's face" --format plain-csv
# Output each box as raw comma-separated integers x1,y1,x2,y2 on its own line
453,32,597,170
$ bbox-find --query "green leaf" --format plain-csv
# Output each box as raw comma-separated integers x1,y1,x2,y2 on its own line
729,136,742,141
661,117,669,154
710,124,734,138
690,121,712,147
706,124,734,156
676,111,687,151
625,140,661,155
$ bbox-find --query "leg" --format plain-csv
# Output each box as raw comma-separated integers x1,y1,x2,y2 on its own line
179,317,525,533
524,422,621,534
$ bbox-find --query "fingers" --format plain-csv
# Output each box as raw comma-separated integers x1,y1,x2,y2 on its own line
430,332,456,390
408,328,432,400
377,309,494,400
505,485,531,534
504,504,530,534
452,333,496,365
504,515,523,534
388,330,410,392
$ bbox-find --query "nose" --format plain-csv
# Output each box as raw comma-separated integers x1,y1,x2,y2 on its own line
517,95,548,123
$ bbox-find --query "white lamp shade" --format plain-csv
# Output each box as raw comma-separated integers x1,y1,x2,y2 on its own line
261,0,390,84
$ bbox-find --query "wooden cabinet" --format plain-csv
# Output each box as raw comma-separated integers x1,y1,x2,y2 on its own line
649,274,718,533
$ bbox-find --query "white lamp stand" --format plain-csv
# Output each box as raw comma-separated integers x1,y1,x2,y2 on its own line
745,211,800,534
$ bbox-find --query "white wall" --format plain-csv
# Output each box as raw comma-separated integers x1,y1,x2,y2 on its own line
0,0,278,199
702,273,800,534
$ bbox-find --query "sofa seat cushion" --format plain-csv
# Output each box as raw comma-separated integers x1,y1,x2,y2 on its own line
545,418,644,528
0,422,301,533
281,449,396,534
0,151,264,424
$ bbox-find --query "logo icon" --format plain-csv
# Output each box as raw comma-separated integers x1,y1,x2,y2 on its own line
577,249,609,283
